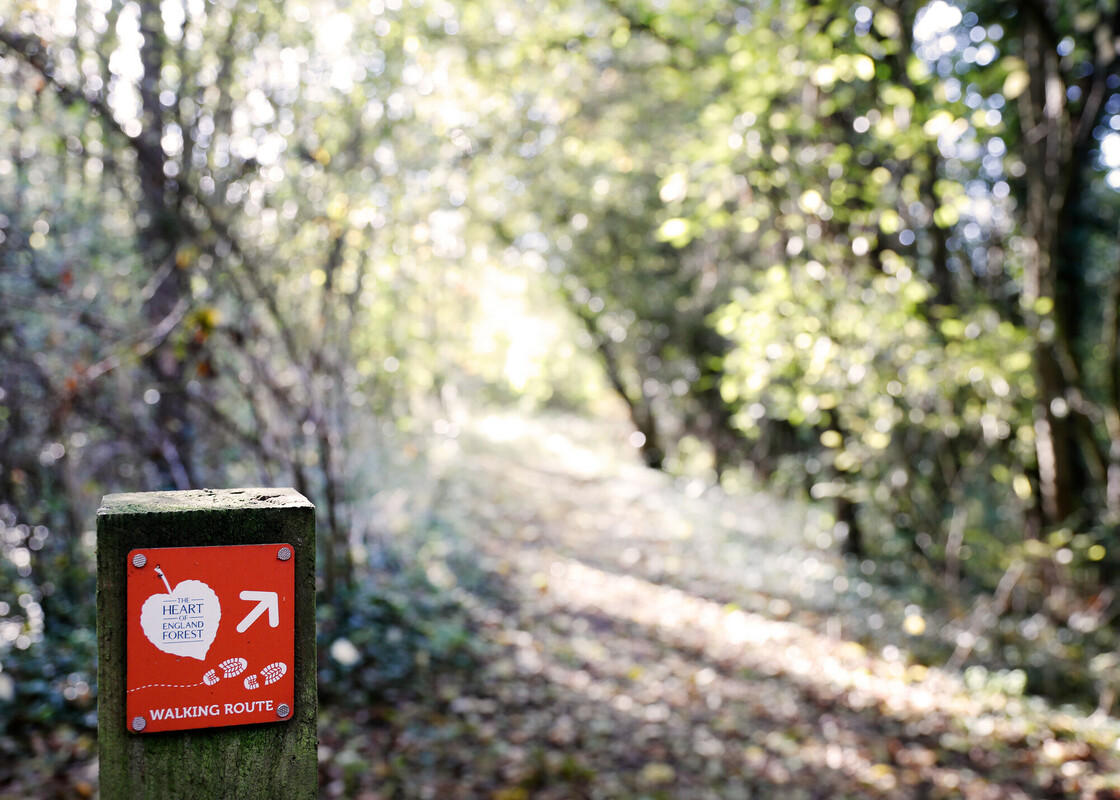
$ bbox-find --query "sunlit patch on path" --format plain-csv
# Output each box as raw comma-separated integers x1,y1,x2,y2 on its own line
487,547,1090,798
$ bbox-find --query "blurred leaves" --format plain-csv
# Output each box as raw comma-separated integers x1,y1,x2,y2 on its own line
317,565,478,707
5,0,1120,795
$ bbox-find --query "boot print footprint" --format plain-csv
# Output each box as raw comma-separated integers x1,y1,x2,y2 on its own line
202,657,248,686
243,661,287,690
261,662,287,685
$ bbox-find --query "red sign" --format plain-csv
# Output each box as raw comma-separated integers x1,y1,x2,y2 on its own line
125,543,295,733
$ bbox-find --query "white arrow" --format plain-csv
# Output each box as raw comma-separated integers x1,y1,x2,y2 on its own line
236,591,279,633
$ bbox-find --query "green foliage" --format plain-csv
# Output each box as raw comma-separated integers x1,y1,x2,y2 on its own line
0,507,97,746
713,259,1037,559
317,565,478,706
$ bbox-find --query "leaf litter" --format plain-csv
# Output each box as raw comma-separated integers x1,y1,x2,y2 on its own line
320,410,1120,799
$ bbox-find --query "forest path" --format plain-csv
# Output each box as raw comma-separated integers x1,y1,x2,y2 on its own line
324,409,1120,800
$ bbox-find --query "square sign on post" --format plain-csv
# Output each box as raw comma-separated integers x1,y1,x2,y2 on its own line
98,488,315,800
126,543,295,733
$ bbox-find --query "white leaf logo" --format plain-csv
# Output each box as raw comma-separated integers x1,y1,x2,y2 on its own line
140,569,221,661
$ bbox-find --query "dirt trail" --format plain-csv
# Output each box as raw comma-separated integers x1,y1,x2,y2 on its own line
326,410,1120,799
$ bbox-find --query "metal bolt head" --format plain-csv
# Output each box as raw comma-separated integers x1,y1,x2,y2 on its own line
277,546,292,561
132,553,147,569
277,704,291,718
132,716,146,732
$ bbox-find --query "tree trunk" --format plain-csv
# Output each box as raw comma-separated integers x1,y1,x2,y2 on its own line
138,0,193,488
1019,9,1078,525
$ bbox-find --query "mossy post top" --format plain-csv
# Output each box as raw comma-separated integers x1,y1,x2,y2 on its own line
100,487,314,516
97,487,317,800
97,487,315,550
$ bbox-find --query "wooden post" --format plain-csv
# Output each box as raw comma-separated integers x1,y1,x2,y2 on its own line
97,488,317,799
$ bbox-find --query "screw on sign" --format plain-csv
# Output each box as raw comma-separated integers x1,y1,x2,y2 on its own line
126,543,295,733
